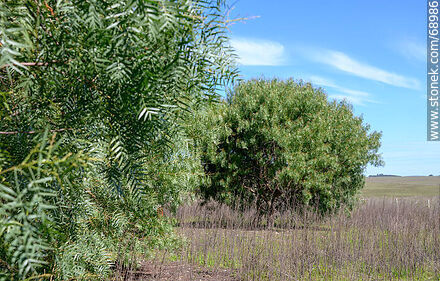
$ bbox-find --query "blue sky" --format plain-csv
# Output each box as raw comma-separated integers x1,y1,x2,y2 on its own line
226,0,440,176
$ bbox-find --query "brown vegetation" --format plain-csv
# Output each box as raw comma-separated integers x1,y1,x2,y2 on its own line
155,197,440,280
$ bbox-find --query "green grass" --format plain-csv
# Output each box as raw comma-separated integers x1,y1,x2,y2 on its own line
362,176,440,197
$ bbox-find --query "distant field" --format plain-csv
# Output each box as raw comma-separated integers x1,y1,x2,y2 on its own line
362,176,440,197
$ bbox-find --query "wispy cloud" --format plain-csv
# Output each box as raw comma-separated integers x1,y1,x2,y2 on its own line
399,39,426,62
230,38,286,66
307,49,420,89
307,75,377,106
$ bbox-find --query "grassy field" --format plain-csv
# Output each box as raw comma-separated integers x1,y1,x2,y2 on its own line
362,176,440,198
140,177,440,281
154,198,440,281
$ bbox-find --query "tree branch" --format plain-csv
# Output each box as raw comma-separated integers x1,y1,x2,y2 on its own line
0,61,61,69
0,128,72,135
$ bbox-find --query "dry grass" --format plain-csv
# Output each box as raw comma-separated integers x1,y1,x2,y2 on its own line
161,198,440,280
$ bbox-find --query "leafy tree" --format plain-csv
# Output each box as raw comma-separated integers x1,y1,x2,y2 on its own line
193,79,383,217
0,0,237,279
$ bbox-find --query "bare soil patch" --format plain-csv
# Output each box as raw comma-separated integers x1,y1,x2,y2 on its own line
116,261,238,281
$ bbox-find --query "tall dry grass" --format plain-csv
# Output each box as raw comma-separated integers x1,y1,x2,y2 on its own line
167,197,440,280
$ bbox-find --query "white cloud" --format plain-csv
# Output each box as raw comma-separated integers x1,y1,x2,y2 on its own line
308,49,420,89
307,75,377,106
307,76,338,88
230,38,285,66
399,40,426,62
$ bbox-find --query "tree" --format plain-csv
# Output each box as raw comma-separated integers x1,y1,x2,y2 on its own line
193,79,383,217
0,0,237,279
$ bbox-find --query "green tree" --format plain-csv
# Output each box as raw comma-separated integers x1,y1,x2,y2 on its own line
193,79,383,217
0,0,237,279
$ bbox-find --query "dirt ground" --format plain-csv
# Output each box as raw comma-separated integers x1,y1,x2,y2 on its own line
116,261,238,281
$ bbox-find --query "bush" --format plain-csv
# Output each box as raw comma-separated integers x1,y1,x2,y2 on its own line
194,79,383,215
0,0,237,279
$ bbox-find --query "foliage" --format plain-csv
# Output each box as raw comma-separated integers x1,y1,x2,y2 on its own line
0,131,89,279
0,0,237,279
192,79,383,215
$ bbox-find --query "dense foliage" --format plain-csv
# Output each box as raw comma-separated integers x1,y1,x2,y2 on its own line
0,0,237,279
193,79,383,216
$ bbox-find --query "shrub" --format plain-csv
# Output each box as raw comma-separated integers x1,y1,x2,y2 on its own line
194,79,383,215
0,0,237,279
